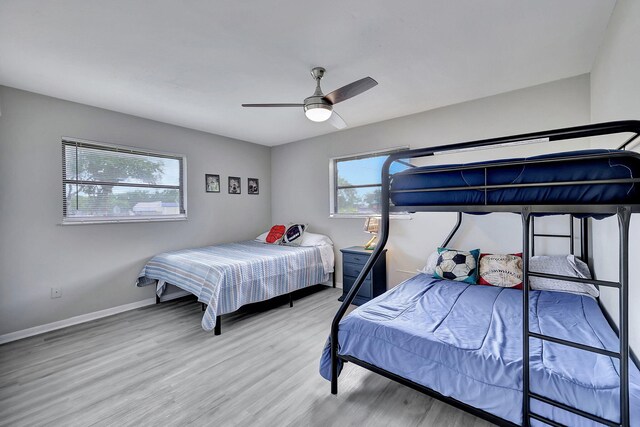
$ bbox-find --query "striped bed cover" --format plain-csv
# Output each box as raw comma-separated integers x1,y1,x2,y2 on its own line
137,241,330,331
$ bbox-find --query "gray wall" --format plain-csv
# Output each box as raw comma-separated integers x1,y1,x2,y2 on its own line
0,86,271,335
272,75,591,287
1,51,630,340
590,0,640,352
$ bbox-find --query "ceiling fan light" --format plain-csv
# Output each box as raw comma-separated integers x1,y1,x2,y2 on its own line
304,103,332,122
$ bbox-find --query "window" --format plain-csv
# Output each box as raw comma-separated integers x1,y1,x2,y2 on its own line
62,138,186,223
329,147,409,216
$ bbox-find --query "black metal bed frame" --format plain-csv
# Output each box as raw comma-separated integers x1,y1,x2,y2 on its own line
330,120,640,427
155,271,336,335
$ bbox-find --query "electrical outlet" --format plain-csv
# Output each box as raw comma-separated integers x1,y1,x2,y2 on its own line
51,287,62,299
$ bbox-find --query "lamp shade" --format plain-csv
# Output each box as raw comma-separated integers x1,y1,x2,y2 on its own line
304,103,332,122
363,216,380,234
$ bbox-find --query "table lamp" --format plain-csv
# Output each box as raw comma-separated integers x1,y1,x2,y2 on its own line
363,216,380,250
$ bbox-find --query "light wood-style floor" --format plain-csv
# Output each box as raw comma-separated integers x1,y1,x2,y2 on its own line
0,286,493,427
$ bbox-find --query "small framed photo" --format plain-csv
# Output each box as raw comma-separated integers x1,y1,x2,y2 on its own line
205,174,220,193
228,176,241,194
248,178,259,195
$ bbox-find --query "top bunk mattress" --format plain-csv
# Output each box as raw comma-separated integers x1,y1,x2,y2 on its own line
390,149,640,208
320,274,640,426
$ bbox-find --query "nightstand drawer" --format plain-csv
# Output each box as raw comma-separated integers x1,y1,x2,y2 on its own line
343,262,372,280
339,246,386,306
343,275,372,298
342,252,370,266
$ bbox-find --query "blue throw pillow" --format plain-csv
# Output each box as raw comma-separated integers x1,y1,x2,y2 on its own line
433,247,480,284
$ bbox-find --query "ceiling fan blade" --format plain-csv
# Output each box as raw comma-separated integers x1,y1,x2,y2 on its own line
241,103,303,107
328,111,347,130
323,77,378,105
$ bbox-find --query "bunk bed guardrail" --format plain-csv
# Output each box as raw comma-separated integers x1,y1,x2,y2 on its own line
330,120,640,427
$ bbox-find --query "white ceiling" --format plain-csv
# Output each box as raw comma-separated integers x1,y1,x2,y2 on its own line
0,1,616,146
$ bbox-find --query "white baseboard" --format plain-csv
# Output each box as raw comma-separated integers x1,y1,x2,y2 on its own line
1,280,342,345
0,298,156,345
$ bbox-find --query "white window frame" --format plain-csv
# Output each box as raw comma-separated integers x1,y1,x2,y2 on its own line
329,146,409,218
61,137,188,225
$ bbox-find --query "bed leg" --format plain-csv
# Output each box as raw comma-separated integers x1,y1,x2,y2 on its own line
332,272,336,288
201,303,206,312
289,293,293,308
331,342,338,395
155,294,160,304
214,315,221,336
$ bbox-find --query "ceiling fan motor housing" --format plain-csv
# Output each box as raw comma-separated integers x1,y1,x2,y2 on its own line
303,95,333,122
304,67,333,121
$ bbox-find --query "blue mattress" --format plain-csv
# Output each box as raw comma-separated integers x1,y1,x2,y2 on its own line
390,149,640,208
320,275,640,426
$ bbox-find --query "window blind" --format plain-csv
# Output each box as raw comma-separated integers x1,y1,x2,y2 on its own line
330,148,409,216
62,139,186,223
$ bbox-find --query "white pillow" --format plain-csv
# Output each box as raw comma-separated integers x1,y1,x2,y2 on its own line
418,251,439,275
529,255,599,298
255,231,269,243
300,232,333,247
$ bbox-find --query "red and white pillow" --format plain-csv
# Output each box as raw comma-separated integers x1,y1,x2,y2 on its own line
478,253,523,289
256,224,287,244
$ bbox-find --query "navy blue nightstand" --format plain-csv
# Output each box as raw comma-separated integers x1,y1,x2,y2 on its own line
338,246,387,306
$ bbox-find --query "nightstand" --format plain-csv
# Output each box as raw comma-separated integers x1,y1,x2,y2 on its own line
338,246,387,306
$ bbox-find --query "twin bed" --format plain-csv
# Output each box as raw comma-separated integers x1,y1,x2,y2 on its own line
324,121,640,427
137,239,334,334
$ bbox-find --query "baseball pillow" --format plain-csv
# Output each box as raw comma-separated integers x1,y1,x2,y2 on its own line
478,253,523,289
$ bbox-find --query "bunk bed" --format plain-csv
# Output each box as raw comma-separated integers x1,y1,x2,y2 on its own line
321,121,640,427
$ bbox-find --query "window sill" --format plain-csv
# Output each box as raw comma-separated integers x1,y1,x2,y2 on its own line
329,213,411,220
60,215,188,225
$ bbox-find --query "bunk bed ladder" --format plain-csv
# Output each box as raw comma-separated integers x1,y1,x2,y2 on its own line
530,216,580,257
521,207,631,427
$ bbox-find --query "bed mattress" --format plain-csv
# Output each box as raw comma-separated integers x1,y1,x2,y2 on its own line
320,274,640,426
137,241,331,331
390,149,640,208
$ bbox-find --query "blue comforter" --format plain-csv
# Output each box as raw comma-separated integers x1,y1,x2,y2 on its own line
320,274,640,426
138,241,329,331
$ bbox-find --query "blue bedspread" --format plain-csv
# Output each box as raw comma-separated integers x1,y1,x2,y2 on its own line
320,274,640,426
390,149,640,208
138,241,329,331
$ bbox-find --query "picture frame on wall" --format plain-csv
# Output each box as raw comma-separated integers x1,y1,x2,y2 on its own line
248,178,259,195
205,174,220,193
228,176,241,194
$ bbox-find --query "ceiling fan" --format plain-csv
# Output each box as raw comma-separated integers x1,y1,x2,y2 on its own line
241,67,378,130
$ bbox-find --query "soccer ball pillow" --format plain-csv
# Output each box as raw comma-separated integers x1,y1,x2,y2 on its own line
433,247,480,284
